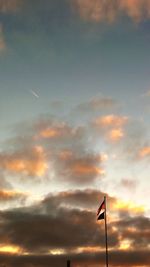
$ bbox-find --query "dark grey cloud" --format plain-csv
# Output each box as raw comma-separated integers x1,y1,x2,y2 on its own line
0,249,150,267
112,216,150,249
43,189,116,211
0,189,149,256
0,205,118,252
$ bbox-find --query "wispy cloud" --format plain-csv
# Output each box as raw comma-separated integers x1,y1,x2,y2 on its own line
73,0,150,23
77,97,117,112
0,0,22,13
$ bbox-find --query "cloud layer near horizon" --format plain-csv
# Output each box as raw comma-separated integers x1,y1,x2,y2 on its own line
0,189,149,266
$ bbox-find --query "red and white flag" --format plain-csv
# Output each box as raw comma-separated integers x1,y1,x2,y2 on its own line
97,199,105,220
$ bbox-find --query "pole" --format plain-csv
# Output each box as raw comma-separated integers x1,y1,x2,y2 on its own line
67,260,70,267
104,196,108,267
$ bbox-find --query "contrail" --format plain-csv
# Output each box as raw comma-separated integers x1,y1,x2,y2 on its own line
30,89,39,98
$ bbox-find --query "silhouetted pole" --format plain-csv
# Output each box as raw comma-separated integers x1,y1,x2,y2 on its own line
67,260,71,267
104,196,108,267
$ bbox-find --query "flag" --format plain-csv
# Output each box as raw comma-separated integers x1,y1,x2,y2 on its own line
97,198,105,220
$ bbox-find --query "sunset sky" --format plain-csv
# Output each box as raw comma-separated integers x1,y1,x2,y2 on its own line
0,0,150,266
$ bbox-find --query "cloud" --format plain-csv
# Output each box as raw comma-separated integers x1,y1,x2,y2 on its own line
118,118,150,161
120,178,137,190
0,250,150,267
35,119,85,146
0,201,118,253
113,216,150,249
0,24,6,52
0,0,22,53
143,89,150,97
108,128,124,142
0,0,22,13
0,174,12,189
0,190,27,203
77,97,117,112
0,190,149,267
54,152,105,184
39,125,70,139
33,117,105,184
93,114,128,142
138,146,150,158
43,189,116,211
73,0,150,23
0,116,106,185
94,115,128,128
0,146,48,177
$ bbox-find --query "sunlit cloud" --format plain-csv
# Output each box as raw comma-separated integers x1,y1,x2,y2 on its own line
100,152,109,162
138,146,150,158
94,115,128,128
0,146,48,177
37,121,82,141
54,153,105,184
71,162,104,176
0,190,26,201
108,128,124,142
49,249,66,255
0,245,21,254
40,127,61,139
93,114,127,142
119,239,132,250
113,200,145,215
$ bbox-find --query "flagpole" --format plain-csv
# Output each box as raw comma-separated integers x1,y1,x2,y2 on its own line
104,196,108,267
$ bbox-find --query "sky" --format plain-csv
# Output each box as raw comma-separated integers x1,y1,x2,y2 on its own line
0,0,150,266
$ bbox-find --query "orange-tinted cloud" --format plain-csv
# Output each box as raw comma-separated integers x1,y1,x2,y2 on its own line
108,128,124,142
138,146,150,158
95,115,128,128
71,161,104,176
58,150,74,161
113,199,145,215
40,127,61,138
37,121,83,143
55,153,105,184
73,0,150,23
0,146,48,177
0,190,26,202
93,114,127,142
0,244,22,254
